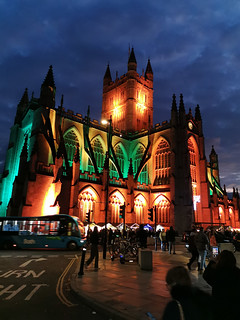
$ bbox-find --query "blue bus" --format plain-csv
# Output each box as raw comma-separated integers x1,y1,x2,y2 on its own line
0,214,86,250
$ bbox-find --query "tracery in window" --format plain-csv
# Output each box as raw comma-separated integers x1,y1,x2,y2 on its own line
154,139,171,185
64,129,79,166
88,138,104,174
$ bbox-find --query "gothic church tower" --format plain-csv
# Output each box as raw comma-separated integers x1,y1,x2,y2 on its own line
102,48,153,133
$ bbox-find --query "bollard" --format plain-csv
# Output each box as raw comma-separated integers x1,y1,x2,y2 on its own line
78,247,87,277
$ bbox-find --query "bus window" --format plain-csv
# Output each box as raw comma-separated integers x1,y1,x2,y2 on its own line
3,220,19,232
49,221,59,235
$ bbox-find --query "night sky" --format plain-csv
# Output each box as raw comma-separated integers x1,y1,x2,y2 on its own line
0,0,240,192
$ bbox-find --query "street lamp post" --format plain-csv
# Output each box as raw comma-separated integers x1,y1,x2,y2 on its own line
102,117,112,259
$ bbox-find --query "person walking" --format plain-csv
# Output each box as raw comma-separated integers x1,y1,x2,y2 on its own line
162,266,213,320
159,228,167,251
167,226,176,254
187,226,199,270
85,226,99,270
195,227,209,273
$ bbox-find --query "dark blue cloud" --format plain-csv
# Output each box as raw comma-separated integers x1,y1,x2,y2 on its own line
0,0,240,191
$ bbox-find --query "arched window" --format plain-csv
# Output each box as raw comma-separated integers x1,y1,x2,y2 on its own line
154,139,171,185
110,145,125,179
64,129,79,166
134,196,145,224
155,196,170,224
88,138,104,174
133,145,149,184
78,188,97,223
109,194,123,224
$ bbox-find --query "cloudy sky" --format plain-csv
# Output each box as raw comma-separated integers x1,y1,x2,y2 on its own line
0,0,240,192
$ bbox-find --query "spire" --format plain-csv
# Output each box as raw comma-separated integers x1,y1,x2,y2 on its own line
171,93,178,126
195,104,202,121
42,65,55,88
179,93,185,113
171,94,177,112
15,88,29,124
40,65,56,108
210,145,217,156
209,145,219,170
103,64,112,86
178,93,186,126
128,48,137,72
145,59,153,81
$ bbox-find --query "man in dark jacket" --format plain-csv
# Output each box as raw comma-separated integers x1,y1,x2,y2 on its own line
195,227,209,272
167,226,176,254
187,227,199,270
85,226,99,270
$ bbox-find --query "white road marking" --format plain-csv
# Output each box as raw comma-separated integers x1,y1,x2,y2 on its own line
19,258,47,268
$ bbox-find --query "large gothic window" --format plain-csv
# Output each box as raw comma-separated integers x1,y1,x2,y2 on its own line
154,139,171,185
78,188,97,223
109,193,124,224
88,138,104,174
155,196,170,224
133,145,149,184
64,129,79,166
110,145,125,179
134,195,145,224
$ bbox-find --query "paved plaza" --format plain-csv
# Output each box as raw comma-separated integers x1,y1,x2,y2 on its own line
71,242,213,320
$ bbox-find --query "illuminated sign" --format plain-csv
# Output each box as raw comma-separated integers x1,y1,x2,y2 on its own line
193,195,200,210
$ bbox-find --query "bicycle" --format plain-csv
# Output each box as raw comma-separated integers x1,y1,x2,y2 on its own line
108,237,121,261
119,239,139,263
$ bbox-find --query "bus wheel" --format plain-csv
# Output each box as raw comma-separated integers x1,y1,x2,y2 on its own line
67,241,77,251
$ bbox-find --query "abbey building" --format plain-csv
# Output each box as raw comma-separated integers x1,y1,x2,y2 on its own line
0,48,239,234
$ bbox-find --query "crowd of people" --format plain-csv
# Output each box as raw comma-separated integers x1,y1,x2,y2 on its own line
163,248,240,320
84,223,240,319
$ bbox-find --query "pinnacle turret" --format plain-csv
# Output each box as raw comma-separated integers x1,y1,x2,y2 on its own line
170,94,178,126
178,94,186,125
145,59,153,81
195,104,202,121
128,48,137,72
179,94,185,113
42,65,55,88
15,88,29,124
40,65,56,108
103,64,112,86
171,94,177,112
209,145,219,171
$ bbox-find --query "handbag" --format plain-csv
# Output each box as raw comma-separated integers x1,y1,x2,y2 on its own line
175,300,185,320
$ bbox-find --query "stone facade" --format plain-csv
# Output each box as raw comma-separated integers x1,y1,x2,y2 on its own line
0,49,240,234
